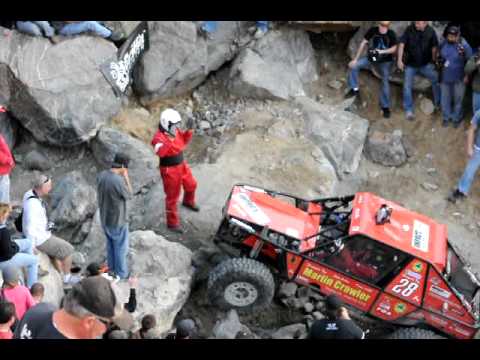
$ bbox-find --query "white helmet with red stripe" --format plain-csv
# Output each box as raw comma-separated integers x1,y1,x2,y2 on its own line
160,108,182,133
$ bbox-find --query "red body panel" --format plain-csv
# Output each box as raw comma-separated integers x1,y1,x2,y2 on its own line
370,293,417,320
242,235,278,260
349,193,448,273
227,186,321,240
385,259,428,306
295,260,380,312
422,311,477,339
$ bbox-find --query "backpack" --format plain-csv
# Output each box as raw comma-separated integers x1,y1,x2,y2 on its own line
14,194,39,233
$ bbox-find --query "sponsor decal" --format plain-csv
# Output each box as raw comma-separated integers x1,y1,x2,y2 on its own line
354,208,360,219
429,285,452,300
232,192,270,225
412,261,424,273
411,220,430,252
351,226,360,232
402,224,410,232
394,302,407,314
405,269,422,281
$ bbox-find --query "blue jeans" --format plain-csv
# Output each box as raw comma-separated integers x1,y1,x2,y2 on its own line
16,21,54,37
403,63,441,113
0,238,38,288
441,81,466,123
59,21,111,38
201,21,269,33
0,175,10,203
348,57,392,109
458,147,480,195
103,224,129,279
473,91,480,114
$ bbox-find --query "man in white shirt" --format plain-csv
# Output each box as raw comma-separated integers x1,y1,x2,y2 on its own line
22,174,75,285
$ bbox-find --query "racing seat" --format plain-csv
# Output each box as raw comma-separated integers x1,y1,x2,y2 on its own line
330,246,379,280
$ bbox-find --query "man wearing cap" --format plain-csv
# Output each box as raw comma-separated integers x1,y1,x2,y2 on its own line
22,174,75,285
96,153,132,280
0,101,15,203
438,25,473,128
14,275,134,339
151,108,199,234
308,294,365,339
165,318,197,339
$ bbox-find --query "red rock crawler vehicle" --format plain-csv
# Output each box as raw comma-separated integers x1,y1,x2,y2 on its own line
207,184,480,339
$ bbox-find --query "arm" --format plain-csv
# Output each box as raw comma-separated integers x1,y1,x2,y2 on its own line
397,42,405,70
180,129,193,146
379,44,397,55
466,122,476,158
152,135,184,158
432,46,438,63
465,56,480,75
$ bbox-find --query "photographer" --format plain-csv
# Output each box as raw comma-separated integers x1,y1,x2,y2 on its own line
22,174,75,286
346,21,398,119
438,26,473,128
465,47,480,114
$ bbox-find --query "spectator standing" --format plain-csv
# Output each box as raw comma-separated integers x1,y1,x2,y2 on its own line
200,21,269,40
1,267,35,320
308,294,365,339
439,26,473,128
96,154,132,280
346,21,398,118
465,47,480,114
397,21,441,121
0,203,38,288
0,301,15,339
14,275,134,339
22,174,75,285
0,103,15,203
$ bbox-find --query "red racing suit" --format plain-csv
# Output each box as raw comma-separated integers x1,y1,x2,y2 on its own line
151,128,197,227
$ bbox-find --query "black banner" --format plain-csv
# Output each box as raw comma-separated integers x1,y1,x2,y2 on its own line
101,21,150,97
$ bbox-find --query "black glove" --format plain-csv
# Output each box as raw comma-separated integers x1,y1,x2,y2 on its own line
186,117,195,130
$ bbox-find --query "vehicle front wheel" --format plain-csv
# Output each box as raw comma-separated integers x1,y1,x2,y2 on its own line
207,258,275,313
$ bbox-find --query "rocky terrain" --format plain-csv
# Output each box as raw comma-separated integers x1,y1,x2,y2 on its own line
1,21,480,339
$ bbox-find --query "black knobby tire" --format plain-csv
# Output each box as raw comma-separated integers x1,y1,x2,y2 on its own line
207,257,275,313
385,327,446,339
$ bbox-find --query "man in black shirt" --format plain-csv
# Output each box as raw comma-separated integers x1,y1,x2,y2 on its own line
14,275,134,339
398,21,441,121
346,21,398,118
308,294,365,339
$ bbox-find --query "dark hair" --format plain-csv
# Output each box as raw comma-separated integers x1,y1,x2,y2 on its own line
112,153,130,169
30,283,45,297
0,301,15,324
141,314,156,331
85,262,101,277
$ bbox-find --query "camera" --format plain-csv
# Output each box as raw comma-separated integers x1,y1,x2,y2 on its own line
368,49,380,63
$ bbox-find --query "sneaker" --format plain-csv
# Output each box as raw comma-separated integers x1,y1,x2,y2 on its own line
168,225,185,234
102,272,120,283
382,108,391,119
344,88,359,99
447,189,466,204
405,112,415,121
442,119,449,128
182,203,200,212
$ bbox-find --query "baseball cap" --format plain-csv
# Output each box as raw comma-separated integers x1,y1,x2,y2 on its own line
1,266,20,284
325,294,344,311
111,153,130,169
446,26,460,36
70,276,134,331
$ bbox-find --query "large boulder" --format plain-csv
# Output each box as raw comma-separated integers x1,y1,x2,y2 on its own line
0,31,121,146
126,231,194,335
295,96,369,178
271,323,308,339
24,149,52,171
211,310,251,339
134,21,249,105
347,21,446,92
76,210,107,264
0,73,19,148
49,171,97,232
228,28,318,100
364,130,408,167
37,252,64,307
90,127,158,194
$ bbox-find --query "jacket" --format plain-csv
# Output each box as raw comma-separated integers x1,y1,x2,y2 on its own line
22,190,51,247
0,134,14,176
151,129,193,161
465,55,480,93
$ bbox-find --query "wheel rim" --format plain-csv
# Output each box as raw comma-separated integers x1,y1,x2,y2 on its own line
224,281,258,307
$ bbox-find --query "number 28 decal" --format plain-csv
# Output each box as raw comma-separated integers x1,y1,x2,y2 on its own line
391,278,419,297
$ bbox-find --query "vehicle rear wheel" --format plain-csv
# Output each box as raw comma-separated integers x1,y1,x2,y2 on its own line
207,258,275,313
385,327,446,339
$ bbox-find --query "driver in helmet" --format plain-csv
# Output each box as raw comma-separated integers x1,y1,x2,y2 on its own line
151,108,199,234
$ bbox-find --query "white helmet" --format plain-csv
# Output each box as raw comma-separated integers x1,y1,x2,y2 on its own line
160,108,182,132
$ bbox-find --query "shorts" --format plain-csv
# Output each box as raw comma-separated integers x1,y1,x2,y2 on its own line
37,235,74,260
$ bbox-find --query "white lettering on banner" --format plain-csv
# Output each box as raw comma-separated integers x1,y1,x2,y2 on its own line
232,193,270,226
430,285,452,299
411,220,430,252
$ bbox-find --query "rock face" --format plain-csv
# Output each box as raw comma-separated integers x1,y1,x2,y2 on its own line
77,210,107,264
347,21,446,92
134,21,249,105
90,127,158,194
0,79,19,149
49,171,97,233
295,96,369,177
271,323,308,339
365,130,407,167
126,231,194,335
211,310,251,339
0,31,121,146
228,28,318,100
37,252,64,307
24,150,52,171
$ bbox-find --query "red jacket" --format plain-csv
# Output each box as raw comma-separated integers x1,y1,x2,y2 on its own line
0,134,14,175
151,129,193,159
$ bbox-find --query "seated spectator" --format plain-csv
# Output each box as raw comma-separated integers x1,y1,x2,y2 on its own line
29,283,44,304
0,203,38,288
22,174,75,286
200,21,269,40
1,267,35,320
165,318,197,339
16,21,54,39
14,275,134,339
131,314,156,339
0,301,15,339
54,21,124,42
